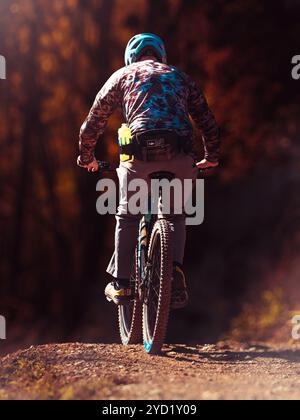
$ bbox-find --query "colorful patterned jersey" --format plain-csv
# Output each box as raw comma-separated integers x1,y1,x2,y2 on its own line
79,60,220,164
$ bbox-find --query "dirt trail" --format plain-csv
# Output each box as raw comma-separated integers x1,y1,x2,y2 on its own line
0,342,300,400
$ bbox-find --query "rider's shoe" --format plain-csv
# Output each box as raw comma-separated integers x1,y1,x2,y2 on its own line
171,263,189,310
105,280,132,306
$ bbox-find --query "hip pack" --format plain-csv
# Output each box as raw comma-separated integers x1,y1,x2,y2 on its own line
119,129,193,162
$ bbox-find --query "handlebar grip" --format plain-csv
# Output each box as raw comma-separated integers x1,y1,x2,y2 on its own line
96,161,117,173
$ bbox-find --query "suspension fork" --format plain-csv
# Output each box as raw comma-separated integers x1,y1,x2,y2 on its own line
138,193,155,303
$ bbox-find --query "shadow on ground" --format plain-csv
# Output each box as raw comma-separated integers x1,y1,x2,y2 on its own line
163,344,300,366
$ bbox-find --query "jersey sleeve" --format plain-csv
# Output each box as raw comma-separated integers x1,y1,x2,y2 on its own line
187,78,221,163
79,70,123,164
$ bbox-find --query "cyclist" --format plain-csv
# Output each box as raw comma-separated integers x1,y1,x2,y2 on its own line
78,33,221,309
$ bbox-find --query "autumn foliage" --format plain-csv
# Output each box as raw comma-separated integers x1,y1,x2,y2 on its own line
0,0,299,352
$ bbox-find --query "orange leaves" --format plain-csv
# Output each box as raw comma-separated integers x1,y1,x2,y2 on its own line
40,83,67,123
66,0,79,8
17,24,31,55
39,15,75,60
83,13,99,47
38,53,57,74
9,3,20,15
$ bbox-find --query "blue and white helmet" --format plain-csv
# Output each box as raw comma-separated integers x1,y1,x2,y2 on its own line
125,33,167,66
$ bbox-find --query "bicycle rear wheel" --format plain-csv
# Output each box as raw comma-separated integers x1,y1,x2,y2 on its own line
118,248,142,345
143,220,173,354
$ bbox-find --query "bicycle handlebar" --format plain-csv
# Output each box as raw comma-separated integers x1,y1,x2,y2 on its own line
95,160,216,177
96,161,117,173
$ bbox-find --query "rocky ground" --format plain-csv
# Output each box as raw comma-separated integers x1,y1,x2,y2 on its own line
0,342,300,400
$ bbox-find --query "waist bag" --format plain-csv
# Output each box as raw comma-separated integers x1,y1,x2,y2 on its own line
119,129,193,162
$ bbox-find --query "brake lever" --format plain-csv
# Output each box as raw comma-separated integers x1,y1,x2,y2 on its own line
96,161,116,174
96,161,108,170
197,167,217,178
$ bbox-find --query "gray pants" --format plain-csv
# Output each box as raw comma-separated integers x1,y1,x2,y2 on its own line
107,153,197,279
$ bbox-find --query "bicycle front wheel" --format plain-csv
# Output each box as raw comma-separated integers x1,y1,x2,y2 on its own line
143,220,173,355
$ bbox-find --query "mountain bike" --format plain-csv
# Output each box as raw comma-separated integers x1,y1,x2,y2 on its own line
97,161,174,355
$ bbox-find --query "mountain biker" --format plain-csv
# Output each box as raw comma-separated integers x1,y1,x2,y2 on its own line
78,33,221,309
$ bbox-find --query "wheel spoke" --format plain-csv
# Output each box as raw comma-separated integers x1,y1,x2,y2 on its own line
151,285,159,299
